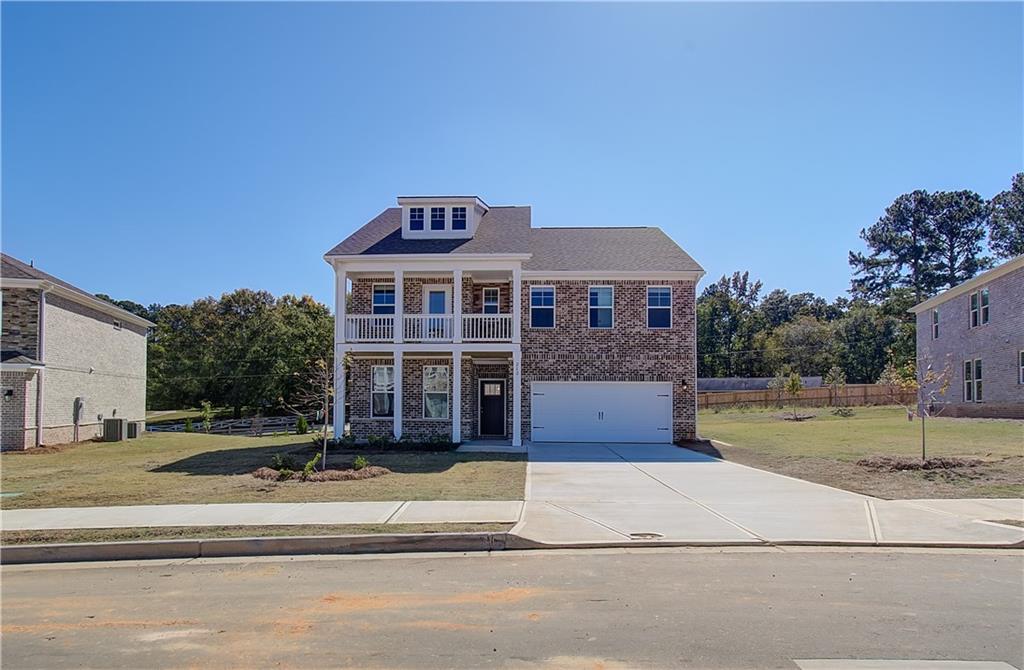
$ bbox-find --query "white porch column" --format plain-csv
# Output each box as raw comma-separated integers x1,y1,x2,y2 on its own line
336,265,347,343
453,269,463,343
393,353,403,439
452,353,462,443
512,349,522,447
393,269,404,343
512,266,522,344
333,265,346,439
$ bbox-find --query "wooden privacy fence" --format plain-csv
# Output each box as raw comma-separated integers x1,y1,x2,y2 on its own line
697,384,915,410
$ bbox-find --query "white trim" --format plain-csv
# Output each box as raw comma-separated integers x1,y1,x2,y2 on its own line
370,364,395,418
930,307,939,339
0,363,43,372
345,342,520,354
647,285,673,329
522,270,704,281
963,358,983,403
422,284,452,314
910,253,1024,313
478,377,507,438
1019,350,1024,385
0,278,155,328
482,286,500,314
371,282,396,315
325,253,531,265
587,285,614,329
529,285,556,329
422,364,450,420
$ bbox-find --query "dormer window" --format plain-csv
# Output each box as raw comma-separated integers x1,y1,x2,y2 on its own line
430,207,445,231
452,207,467,230
409,207,424,231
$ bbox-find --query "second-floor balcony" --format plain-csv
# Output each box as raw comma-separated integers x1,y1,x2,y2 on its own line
344,313,514,343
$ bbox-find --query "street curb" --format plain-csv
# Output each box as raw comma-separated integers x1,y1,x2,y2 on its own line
2,530,1021,564
0,532,508,565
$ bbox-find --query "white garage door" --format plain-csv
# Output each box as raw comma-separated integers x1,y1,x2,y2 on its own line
531,382,673,443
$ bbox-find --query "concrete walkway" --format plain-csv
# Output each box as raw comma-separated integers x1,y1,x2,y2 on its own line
512,442,1024,547
1,500,524,531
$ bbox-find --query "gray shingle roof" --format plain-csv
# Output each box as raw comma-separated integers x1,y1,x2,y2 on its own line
1,253,100,302
325,206,703,273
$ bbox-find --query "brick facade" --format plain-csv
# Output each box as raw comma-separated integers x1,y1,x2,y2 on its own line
351,277,511,315
915,264,1024,419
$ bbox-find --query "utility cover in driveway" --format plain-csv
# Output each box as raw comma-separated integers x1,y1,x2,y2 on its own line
531,382,672,442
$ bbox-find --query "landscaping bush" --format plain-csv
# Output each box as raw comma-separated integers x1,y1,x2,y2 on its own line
831,407,856,417
296,415,309,435
300,453,322,481
353,455,369,471
271,453,297,471
304,465,390,481
184,418,194,433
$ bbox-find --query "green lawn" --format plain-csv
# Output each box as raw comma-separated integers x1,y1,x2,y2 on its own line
697,405,1023,499
0,432,526,510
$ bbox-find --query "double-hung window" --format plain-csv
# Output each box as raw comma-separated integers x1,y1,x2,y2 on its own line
648,286,672,329
371,365,395,417
530,286,555,328
430,207,445,231
588,286,613,328
452,207,467,230
482,287,500,314
372,285,396,314
423,365,449,419
931,309,939,339
963,359,982,402
409,207,424,231
1019,351,1024,385
969,289,989,327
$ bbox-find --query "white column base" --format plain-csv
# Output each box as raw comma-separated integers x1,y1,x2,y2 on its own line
512,349,522,447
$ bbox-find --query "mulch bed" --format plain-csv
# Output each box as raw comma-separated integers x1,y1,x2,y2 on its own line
855,455,985,471
252,465,391,482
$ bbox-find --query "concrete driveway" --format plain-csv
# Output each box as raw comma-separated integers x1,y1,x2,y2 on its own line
512,442,1024,547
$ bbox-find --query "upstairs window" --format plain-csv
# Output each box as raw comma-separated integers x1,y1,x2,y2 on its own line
371,365,395,417
452,206,467,230
648,286,672,329
530,286,555,328
372,284,396,315
931,309,939,339
980,288,990,324
589,286,613,328
430,207,445,231
409,207,424,231
423,365,450,419
969,289,989,327
483,287,500,314
113,319,123,331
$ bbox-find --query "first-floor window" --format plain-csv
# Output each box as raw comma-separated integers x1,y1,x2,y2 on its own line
963,359,982,402
648,286,672,328
1019,351,1023,385
423,365,449,418
371,365,395,417
589,286,613,328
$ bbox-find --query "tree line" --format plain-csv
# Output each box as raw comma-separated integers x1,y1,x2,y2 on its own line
698,173,1022,383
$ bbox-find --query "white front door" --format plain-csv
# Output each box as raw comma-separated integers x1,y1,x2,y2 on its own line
531,382,673,443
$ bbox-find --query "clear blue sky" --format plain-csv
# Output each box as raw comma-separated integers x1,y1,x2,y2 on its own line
3,2,1021,308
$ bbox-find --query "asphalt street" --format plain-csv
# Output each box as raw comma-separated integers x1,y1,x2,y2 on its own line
1,547,1021,669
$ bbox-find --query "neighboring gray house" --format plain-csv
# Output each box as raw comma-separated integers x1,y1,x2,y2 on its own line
910,254,1024,419
1,254,153,450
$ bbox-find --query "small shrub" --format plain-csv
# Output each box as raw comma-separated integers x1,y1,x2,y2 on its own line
353,455,369,471
300,453,322,481
278,468,295,480
296,415,309,435
831,407,855,417
367,434,394,449
200,400,214,433
271,453,297,471
184,418,194,433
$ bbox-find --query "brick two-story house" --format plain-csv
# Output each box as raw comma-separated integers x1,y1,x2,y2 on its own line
325,196,704,446
1,254,153,450
910,254,1024,419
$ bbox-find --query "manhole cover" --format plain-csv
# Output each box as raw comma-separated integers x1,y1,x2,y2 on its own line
629,532,664,540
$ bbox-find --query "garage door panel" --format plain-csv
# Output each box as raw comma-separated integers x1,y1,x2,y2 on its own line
531,382,672,443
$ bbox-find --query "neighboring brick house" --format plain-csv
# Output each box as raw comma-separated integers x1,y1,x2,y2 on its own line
1,254,153,450
910,254,1024,419
325,196,704,446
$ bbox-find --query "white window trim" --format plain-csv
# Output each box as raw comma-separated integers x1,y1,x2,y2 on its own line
647,285,673,329
372,283,396,315
421,285,452,314
963,358,983,403
477,378,507,437
588,285,614,329
370,365,395,418
529,285,556,329
113,319,123,331
482,287,500,314
969,291,979,328
931,308,939,339
429,206,447,231
408,207,425,230
980,287,990,325
422,364,450,420
451,206,468,231
1019,350,1024,385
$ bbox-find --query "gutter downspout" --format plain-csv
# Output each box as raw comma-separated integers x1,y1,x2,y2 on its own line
35,288,47,448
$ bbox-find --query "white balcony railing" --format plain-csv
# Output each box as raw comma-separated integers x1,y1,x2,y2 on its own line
344,313,513,343
404,314,455,342
462,314,513,341
345,315,394,342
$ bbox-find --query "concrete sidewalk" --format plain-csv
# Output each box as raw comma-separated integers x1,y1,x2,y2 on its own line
1,500,524,531
512,443,1024,547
